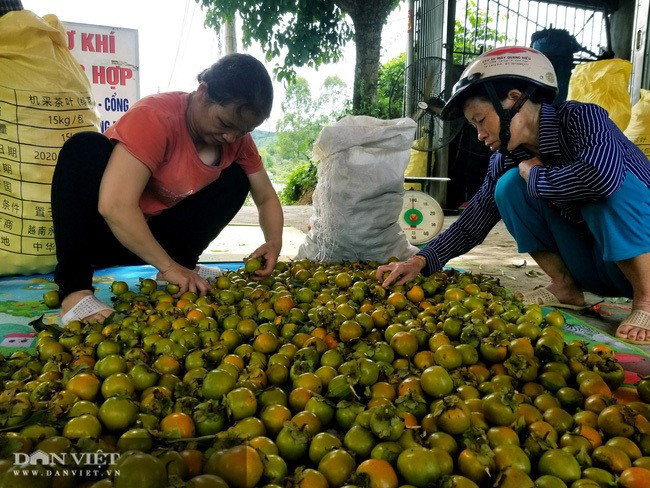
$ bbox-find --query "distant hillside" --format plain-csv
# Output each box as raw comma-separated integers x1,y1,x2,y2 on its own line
252,129,277,148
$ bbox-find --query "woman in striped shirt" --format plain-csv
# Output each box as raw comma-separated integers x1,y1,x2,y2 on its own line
377,46,650,344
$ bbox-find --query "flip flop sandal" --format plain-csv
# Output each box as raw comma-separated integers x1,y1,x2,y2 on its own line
61,295,114,325
615,309,650,345
518,288,587,311
196,265,224,280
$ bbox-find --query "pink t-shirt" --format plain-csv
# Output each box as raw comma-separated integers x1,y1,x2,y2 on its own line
104,92,263,217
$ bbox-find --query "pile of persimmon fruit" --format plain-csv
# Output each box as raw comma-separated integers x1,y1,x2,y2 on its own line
0,259,649,488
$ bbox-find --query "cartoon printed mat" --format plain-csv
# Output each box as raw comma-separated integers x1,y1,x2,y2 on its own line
559,309,649,384
0,264,647,383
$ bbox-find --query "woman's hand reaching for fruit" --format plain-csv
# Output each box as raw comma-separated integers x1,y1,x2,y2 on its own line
158,263,211,297
376,255,427,287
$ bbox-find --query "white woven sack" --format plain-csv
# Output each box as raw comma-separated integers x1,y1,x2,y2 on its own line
297,115,419,263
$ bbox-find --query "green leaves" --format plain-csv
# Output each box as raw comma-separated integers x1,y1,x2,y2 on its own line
197,0,352,80
196,0,400,111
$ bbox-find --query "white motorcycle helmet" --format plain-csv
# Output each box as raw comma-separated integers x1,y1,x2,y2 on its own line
440,46,558,153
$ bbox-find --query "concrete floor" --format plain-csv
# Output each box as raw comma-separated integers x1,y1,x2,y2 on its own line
218,205,649,361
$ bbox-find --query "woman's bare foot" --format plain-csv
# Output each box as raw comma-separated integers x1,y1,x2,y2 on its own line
61,290,113,324
544,283,585,307
523,252,585,307
616,300,650,344
515,284,585,308
615,311,650,343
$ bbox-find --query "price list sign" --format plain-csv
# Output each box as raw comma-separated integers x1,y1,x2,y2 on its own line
64,22,140,133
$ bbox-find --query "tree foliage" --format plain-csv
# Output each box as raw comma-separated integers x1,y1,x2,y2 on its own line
196,0,511,202
263,75,348,204
279,161,318,205
366,52,406,119
272,55,406,204
453,0,510,66
196,0,402,112
275,75,347,161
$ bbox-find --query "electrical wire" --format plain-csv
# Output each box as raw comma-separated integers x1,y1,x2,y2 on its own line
167,0,193,89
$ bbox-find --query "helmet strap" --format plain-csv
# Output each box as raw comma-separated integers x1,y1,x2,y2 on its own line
484,83,536,155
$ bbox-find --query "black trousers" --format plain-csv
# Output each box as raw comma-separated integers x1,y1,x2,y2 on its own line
51,131,250,299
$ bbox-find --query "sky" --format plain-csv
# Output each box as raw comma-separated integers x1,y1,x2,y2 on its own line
21,0,409,130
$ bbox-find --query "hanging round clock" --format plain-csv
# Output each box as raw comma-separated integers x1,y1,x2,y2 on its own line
401,190,445,245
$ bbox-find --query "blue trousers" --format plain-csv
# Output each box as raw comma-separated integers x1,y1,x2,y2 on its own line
494,168,650,299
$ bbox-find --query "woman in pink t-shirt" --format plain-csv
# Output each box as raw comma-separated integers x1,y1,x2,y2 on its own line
51,53,282,324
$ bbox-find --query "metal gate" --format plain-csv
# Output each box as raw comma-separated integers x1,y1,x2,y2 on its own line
411,0,612,67
408,0,614,208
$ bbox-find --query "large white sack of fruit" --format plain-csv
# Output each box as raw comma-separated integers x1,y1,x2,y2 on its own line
297,115,419,263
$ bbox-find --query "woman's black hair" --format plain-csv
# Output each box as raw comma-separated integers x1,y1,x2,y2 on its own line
0,0,23,16
198,53,274,120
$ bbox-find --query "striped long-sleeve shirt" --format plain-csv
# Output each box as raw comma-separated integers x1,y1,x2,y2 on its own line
416,101,650,275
